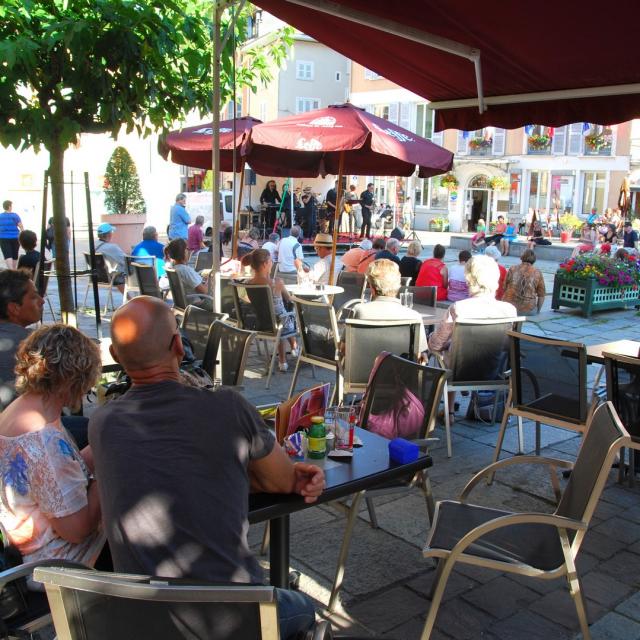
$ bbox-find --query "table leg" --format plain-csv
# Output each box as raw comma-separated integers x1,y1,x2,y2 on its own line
269,515,290,589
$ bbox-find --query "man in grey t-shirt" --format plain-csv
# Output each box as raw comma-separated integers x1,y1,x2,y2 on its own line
89,296,324,639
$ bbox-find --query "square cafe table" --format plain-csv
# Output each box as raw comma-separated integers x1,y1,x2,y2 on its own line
248,428,432,588
585,339,640,365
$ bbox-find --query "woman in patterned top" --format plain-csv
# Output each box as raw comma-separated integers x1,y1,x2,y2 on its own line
0,325,104,566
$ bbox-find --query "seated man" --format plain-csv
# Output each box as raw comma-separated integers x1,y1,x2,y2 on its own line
351,259,427,354
89,296,324,640
340,238,372,273
132,225,166,277
309,233,341,285
95,223,126,294
165,238,212,310
375,237,401,266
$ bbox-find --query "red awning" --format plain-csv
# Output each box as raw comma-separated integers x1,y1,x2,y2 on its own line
255,0,640,131
241,103,453,177
158,117,261,170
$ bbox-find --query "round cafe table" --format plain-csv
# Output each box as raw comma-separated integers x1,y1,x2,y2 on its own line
285,284,344,296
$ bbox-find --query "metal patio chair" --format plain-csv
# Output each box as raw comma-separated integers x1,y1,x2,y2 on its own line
202,320,255,387
420,401,629,640
81,252,118,314
133,262,163,299
214,273,239,326
123,255,156,300
333,271,365,317
165,267,214,318
431,317,524,458
182,305,228,362
194,250,214,272
492,331,591,466
33,258,57,321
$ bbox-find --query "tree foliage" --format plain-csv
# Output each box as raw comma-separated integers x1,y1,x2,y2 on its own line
103,147,146,215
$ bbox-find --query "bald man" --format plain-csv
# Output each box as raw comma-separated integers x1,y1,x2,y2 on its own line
88,296,324,639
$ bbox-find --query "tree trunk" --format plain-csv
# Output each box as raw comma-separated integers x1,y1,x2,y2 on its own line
47,142,76,326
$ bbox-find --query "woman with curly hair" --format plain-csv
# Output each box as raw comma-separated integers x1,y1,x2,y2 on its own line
0,325,104,565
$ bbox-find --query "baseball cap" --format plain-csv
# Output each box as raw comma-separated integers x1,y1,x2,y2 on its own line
97,223,116,234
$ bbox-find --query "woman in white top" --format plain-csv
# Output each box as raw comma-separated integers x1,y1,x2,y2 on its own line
447,250,471,302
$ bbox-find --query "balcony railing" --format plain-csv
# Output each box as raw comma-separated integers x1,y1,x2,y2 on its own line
467,138,493,157
583,143,612,156
527,135,551,155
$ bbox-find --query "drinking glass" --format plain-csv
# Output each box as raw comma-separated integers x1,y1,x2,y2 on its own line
334,407,355,451
404,292,414,309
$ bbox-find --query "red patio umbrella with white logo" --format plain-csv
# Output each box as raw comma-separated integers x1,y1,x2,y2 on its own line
241,103,452,178
159,116,262,171
242,103,453,281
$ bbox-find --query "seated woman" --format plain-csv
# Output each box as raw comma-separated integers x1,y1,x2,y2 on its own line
399,240,423,285
470,223,486,253
499,219,517,256
501,249,546,315
447,250,471,302
416,244,448,301
600,223,618,246
247,249,298,372
428,255,517,423
571,223,598,258
527,221,551,249
0,325,104,566
221,225,233,259
165,238,212,310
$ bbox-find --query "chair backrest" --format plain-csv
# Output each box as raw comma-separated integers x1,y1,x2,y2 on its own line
605,352,640,438
331,276,365,313
33,567,279,640
402,285,437,309
33,259,54,297
337,271,365,289
216,274,238,323
448,318,523,385
202,321,255,386
195,251,214,272
165,268,189,311
182,306,228,362
292,296,340,366
556,402,629,531
125,255,155,286
84,252,110,284
134,263,162,299
509,331,588,424
343,319,421,393
360,353,447,441
231,283,278,335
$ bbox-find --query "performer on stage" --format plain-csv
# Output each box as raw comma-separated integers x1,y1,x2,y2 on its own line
325,181,338,235
300,187,317,239
260,180,281,230
360,183,375,239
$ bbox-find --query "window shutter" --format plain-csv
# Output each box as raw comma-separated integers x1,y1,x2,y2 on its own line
388,103,399,124
567,123,584,155
457,131,468,155
399,102,412,131
431,130,444,146
552,126,567,154
492,128,506,155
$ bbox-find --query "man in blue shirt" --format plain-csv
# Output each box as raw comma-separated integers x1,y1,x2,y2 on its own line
168,193,190,241
132,226,166,276
623,220,639,249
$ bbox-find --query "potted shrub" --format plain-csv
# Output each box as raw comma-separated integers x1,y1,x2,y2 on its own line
429,216,448,232
552,254,640,316
584,131,612,153
440,173,458,191
102,146,147,251
527,133,551,151
558,213,582,243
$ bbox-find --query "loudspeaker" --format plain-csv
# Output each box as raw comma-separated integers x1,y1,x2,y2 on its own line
245,168,256,186
390,226,405,240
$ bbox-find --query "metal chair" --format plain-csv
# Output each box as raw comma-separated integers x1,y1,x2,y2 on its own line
398,285,437,309
202,320,255,387
231,282,295,389
195,250,214,272
431,317,524,458
604,351,640,486
134,262,163,299
182,305,228,361
123,255,156,300
327,353,447,613
165,267,214,317
492,332,591,466
214,272,239,325
332,271,365,318
288,296,342,400
81,252,118,314
33,258,56,321
421,402,629,640
342,318,421,401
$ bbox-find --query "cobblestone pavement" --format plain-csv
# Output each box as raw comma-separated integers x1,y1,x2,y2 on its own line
41,231,640,639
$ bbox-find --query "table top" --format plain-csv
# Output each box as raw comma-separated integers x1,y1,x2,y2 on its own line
586,340,640,364
413,304,448,325
286,284,344,296
248,428,431,523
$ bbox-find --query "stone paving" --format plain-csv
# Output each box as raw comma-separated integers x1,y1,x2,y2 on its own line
41,231,640,639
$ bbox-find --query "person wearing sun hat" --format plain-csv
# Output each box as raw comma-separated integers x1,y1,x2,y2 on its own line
308,233,341,285
95,222,126,293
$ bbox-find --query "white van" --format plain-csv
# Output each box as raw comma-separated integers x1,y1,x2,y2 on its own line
184,190,235,237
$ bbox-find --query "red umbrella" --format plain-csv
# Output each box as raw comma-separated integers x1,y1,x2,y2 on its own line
241,103,453,178
159,116,261,171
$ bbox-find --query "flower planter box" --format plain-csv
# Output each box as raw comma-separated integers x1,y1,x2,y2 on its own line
551,274,640,317
429,221,449,232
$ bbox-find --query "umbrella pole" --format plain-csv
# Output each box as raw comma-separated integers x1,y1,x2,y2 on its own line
232,160,245,258
329,151,345,285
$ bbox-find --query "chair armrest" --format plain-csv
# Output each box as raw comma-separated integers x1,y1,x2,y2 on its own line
460,456,574,504
307,620,334,640
0,560,90,589
186,294,214,303
336,299,361,322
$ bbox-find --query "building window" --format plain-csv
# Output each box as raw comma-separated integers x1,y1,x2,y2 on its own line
225,97,242,119
335,71,342,82
509,172,521,215
550,173,575,213
581,172,606,214
527,170,550,212
430,179,448,209
415,103,434,138
414,178,425,207
373,104,390,120
296,97,320,114
296,61,314,81
259,102,267,122
364,68,383,80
